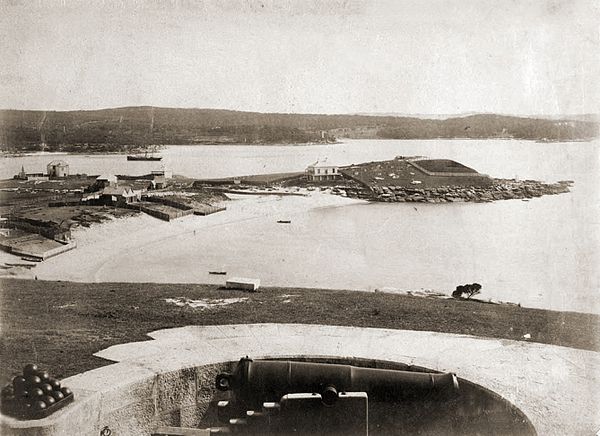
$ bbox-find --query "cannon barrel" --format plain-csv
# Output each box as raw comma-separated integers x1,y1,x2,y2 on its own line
217,358,459,407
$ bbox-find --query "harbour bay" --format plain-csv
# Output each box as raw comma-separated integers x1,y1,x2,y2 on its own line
2,139,598,314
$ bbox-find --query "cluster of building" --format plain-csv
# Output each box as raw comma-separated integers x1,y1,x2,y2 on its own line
84,169,172,206
13,159,174,207
15,160,70,181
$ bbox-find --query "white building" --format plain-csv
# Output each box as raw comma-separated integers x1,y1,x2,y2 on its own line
96,174,117,186
150,169,172,189
47,160,70,178
306,159,341,181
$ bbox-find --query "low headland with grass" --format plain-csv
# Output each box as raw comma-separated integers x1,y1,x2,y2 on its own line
1,279,598,386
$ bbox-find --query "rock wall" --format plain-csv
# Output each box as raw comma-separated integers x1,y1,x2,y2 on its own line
343,179,572,203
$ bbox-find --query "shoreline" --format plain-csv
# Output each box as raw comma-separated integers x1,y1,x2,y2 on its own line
1,191,597,316
0,192,363,279
0,141,341,157
2,136,597,158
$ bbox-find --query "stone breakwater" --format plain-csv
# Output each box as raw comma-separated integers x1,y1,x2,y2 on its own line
340,179,573,203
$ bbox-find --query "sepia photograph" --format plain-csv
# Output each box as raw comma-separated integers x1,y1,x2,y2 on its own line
0,0,599,434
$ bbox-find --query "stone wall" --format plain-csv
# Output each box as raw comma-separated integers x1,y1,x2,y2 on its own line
407,160,488,178
344,179,572,203
2,324,598,435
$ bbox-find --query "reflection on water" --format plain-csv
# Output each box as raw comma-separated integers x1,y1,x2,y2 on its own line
3,139,599,313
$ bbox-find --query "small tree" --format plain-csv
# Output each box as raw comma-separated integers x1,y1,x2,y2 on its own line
452,283,482,299
465,283,482,299
452,285,466,299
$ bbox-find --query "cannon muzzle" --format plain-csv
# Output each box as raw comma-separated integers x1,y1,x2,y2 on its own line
217,358,459,408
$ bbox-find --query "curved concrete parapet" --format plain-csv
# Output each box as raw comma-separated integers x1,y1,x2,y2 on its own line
1,324,599,435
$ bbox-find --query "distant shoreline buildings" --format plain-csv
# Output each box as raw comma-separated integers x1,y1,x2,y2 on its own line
15,160,70,181
305,159,341,182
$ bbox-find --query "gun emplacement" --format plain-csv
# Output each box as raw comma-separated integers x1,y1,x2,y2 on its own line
216,357,459,407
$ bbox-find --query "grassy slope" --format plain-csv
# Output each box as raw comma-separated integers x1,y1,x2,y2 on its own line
0,279,598,384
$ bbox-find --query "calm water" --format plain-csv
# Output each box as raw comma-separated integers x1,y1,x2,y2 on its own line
2,139,599,313
2,139,599,182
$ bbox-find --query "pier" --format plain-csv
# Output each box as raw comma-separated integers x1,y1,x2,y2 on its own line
0,230,76,261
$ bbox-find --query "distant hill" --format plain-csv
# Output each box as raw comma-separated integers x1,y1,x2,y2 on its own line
0,107,597,153
353,112,599,123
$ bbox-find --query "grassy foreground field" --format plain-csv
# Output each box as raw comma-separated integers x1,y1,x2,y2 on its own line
1,279,598,384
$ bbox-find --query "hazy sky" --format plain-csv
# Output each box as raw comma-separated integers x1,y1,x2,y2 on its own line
1,0,599,115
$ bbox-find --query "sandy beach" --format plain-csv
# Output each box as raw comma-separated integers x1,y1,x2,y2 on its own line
5,191,362,283
2,184,598,314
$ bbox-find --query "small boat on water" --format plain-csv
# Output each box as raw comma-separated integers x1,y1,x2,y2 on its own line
209,271,227,275
277,220,291,224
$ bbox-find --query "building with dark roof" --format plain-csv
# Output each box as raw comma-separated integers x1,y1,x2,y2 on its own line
100,185,142,205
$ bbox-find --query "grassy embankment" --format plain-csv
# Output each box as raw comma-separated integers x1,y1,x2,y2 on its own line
1,279,598,385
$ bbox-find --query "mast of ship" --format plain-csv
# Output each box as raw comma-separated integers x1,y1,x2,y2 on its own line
38,111,48,150
148,107,155,156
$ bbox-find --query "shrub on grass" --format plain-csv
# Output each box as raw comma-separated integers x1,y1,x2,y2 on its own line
452,283,482,299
